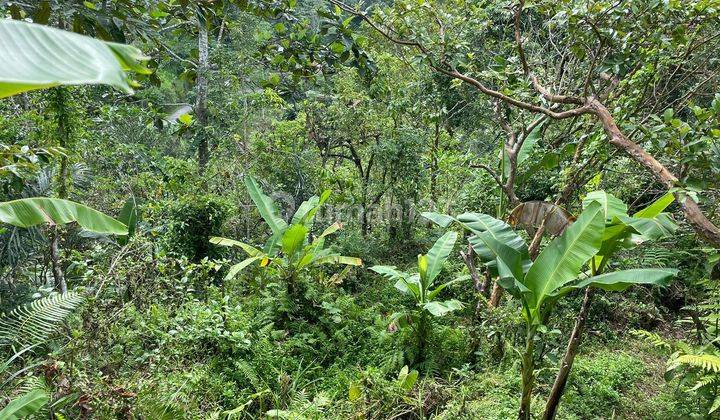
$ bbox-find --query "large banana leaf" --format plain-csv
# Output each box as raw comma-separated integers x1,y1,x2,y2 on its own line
313,255,362,266
209,237,264,257
423,231,458,287
244,176,288,235
0,20,149,98
523,201,604,311
554,268,678,296
0,198,127,235
423,299,463,316
458,213,531,273
421,211,456,228
223,256,263,281
0,389,48,420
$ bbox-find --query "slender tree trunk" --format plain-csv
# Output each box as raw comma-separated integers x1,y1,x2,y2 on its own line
196,9,210,173
51,87,70,294
489,281,503,307
49,228,66,294
542,287,594,420
430,121,439,202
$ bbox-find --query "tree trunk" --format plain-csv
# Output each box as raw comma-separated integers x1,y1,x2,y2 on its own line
542,287,594,420
196,9,210,173
50,87,70,293
430,121,440,202
50,227,66,294
489,281,503,308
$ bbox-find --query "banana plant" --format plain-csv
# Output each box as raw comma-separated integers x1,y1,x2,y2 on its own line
424,192,678,420
211,176,362,290
370,231,466,365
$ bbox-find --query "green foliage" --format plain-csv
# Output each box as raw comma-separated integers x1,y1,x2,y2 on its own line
211,176,361,283
370,231,466,366
164,194,230,262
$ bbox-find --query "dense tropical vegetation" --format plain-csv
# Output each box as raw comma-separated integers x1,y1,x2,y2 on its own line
1,0,719,418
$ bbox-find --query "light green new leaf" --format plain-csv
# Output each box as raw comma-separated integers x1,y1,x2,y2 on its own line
423,299,464,316
524,201,604,311
0,20,149,98
210,237,264,257
244,176,287,235
569,268,677,292
291,190,331,227
0,198,127,235
423,231,457,286
0,389,49,420
583,190,628,220
224,256,263,281
633,192,674,218
281,224,308,257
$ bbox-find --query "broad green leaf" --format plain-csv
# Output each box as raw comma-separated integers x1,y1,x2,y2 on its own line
394,275,421,299
423,299,464,316
524,201,604,311
633,192,674,218
224,256,263,280
0,389,48,420
621,214,678,240
556,268,678,295
421,212,456,228
475,231,524,284
244,176,287,235
281,224,308,257
397,365,419,391
210,237,264,257
314,255,362,266
0,198,127,235
423,231,458,286
0,20,149,98
117,196,139,245
583,190,628,220
517,120,545,166
459,213,531,274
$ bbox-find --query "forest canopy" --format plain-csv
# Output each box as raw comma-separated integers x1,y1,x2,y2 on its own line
1,0,719,418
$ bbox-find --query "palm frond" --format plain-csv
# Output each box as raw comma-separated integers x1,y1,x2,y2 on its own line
0,292,85,348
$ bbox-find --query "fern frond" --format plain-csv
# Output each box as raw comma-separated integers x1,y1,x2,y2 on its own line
0,293,85,348
691,375,720,391
675,354,720,373
631,329,672,350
